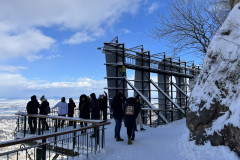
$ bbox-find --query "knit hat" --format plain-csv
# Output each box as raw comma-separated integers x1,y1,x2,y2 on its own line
40,95,45,101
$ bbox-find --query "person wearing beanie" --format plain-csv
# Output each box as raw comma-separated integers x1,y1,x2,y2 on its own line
26,95,39,134
52,97,68,127
39,95,50,131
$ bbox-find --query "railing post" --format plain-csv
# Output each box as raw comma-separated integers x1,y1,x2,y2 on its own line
17,117,20,132
149,110,152,127
73,122,76,150
42,138,46,160
101,126,105,149
23,116,26,137
38,117,41,135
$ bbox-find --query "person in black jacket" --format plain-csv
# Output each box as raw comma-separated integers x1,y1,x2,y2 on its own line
26,95,39,134
90,93,100,120
79,94,90,127
124,97,139,145
111,92,126,141
90,93,100,137
68,98,76,126
98,91,108,121
39,95,50,131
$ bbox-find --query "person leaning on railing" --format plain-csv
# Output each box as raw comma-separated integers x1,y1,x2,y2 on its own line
26,95,39,134
39,95,50,130
52,97,68,128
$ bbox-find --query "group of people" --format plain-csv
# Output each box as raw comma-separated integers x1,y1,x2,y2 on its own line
26,91,145,145
26,92,108,134
111,93,145,145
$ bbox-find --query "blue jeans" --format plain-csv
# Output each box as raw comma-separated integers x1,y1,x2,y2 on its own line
114,118,122,139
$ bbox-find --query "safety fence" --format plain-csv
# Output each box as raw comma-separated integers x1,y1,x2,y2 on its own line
1,113,110,160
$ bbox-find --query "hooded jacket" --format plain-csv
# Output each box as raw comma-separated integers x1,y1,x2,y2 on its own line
90,93,100,120
26,96,39,114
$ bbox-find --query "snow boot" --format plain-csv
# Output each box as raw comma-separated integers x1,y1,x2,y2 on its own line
128,137,133,145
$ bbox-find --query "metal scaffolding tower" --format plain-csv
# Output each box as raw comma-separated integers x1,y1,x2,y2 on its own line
99,37,200,124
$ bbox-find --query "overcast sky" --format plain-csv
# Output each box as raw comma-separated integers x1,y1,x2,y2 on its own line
0,0,200,99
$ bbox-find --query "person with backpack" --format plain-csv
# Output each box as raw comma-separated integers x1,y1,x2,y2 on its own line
52,97,68,127
26,95,39,134
124,97,139,145
39,95,50,131
68,98,76,126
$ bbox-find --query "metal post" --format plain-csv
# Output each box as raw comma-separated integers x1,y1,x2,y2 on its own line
170,58,173,122
23,116,26,137
38,118,41,135
41,139,46,160
73,122,76,150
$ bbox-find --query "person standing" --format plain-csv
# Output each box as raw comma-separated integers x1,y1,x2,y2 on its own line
111,92,126,141
79,94,90,127
124,97,139,145
68,98,76,126
135,95,146,131
98,91,108,121
52,97,68,127
90,93,100,137
39,95,50,131
26,95,39,134
90,93,100,120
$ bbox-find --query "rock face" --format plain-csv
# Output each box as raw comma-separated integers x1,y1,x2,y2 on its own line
186,3,240,155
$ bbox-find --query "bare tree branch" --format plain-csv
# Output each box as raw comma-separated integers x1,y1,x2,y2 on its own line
152,0,234,57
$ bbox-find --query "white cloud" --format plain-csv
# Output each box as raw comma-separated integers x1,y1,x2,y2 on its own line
0,29,55,61
147,2,160,14
63,32,95,45
121,28,131,34
0,65,27,73
0,73,106,98
0,0,141,59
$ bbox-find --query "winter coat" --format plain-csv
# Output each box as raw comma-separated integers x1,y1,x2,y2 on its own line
79,94,90,119
124,98,139,128
26,96,39,114
68,100,76,115
112,93,126,119
98,94,107,111
52,101,68,115
90,93,100,120
39,100,50,115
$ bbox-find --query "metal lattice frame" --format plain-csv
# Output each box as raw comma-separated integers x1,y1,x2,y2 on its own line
99,37,200,123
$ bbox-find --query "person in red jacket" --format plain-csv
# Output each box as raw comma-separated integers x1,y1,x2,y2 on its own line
68,98,76,126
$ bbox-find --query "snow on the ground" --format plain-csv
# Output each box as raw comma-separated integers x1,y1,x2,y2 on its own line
0,100,239,160
87,119,238,160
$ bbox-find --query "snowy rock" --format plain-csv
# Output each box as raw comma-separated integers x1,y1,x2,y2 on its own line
186,3,240,156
